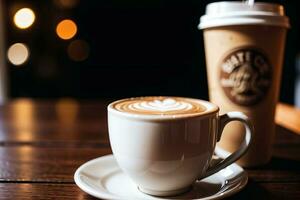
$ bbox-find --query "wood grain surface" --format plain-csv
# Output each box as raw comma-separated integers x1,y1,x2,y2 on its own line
0,99,299,200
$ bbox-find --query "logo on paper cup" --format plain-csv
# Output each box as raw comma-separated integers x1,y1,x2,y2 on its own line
220,48,272,106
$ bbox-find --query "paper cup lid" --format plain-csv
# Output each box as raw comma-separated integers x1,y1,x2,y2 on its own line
198,2,290,29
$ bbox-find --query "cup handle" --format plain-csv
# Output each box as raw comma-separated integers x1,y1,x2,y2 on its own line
199,111,253,179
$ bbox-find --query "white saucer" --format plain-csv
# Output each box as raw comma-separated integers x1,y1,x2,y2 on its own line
74,150,247,200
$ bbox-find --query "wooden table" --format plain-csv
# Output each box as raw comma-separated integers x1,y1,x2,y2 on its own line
0,99,299,199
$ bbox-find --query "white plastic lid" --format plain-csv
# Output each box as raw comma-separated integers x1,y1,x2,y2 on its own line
198,2,290,29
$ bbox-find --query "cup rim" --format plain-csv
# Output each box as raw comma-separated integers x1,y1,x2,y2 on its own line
198,1,290,29
107,96,219,121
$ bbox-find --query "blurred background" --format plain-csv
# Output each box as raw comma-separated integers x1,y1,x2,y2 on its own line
0,0,299,106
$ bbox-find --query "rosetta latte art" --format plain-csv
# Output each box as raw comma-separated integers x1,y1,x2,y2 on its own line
113,97,206,115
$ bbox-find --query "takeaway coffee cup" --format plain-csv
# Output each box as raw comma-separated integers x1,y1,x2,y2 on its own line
108,96,253,196
198,2,290,166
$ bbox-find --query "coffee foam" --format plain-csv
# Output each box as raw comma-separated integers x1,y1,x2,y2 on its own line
112,97,207,115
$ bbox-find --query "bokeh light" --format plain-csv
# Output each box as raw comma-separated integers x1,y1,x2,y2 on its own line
67,40,89,61
56,19,77,40
7,43,30,66
13,8,35,29
54,0,80,9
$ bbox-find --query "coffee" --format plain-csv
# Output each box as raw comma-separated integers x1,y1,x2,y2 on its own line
199,2,290,166
111,96,207,116
108,96,253,196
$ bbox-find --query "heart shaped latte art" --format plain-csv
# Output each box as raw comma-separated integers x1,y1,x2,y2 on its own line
131,98,193,112
113,97,206,115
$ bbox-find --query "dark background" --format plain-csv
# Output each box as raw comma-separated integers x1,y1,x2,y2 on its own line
3,0,300,104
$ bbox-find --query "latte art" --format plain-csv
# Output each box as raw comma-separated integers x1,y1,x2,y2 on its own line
131,98,192,112
113,97,207,115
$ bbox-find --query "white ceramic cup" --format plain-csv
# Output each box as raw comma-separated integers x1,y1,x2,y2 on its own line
108,97,253,197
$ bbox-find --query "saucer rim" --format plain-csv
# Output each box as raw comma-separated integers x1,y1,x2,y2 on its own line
74,155,118,199
74,154,248,200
